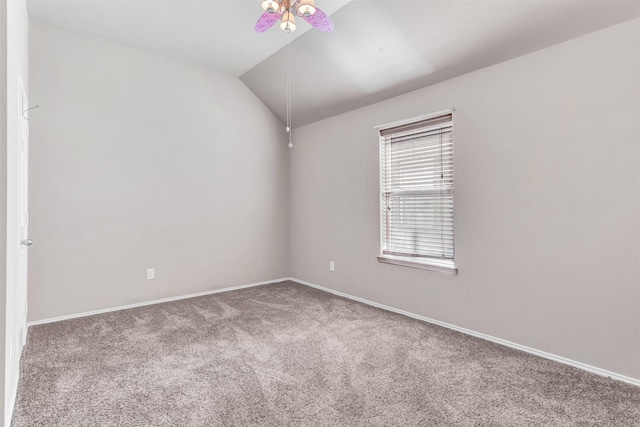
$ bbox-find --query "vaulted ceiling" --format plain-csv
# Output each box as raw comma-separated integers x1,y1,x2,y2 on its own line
27,0,640,127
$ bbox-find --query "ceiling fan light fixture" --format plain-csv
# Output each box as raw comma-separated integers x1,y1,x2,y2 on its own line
297,0,316,17
280,10,296,33
261,0,280,13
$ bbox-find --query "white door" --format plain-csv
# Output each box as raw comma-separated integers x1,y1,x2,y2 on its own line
18,80,29,347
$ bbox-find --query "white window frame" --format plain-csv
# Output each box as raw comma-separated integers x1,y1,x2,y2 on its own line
376,109,457,274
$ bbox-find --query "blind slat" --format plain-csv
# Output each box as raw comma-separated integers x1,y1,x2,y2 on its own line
380,113,453,137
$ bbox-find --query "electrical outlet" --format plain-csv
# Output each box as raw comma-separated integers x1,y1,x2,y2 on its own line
146,268,155,280
329,261,335,272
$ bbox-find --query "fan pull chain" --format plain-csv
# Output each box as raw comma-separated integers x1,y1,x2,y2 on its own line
286,39,293,148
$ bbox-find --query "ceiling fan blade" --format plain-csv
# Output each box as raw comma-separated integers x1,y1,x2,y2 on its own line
302,8,334,32
255,11,283,33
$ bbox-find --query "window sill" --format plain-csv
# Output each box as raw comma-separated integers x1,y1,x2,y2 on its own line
377,255,458,275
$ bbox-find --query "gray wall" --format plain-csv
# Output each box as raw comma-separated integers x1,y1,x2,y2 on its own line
289,19,640,379
0,2,8,423
28,23,289,321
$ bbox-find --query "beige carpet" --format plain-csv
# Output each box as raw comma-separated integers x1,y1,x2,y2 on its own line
12,280,640,426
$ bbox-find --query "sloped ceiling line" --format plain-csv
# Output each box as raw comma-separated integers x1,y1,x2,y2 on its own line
27,0,640,127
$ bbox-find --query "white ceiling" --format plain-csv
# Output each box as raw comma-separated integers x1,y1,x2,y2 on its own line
27,0,351,76
27,0,640,127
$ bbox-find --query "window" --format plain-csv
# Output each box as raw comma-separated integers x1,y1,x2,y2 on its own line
377,110,457,274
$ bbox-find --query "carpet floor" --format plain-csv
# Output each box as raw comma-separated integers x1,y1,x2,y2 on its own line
12,281,640,426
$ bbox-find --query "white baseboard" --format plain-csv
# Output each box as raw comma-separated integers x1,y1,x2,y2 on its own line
27,278,289,327
26,276,640,388
289,277,640,388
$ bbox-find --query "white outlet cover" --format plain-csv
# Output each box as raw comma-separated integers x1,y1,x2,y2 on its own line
147,268,155,280
329,261,335,271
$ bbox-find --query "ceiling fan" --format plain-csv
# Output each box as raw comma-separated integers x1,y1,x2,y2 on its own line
255,0,334,33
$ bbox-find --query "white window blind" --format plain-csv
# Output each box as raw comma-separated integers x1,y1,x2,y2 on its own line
379,112,454,262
